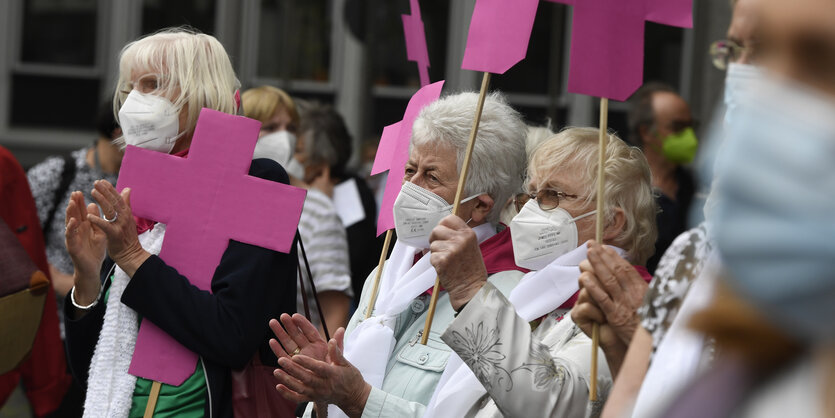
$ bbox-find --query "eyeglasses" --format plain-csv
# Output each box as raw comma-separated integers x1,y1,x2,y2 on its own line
514,189,579,212
710,39,754,70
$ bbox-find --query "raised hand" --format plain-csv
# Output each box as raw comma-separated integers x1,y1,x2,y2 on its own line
273,328,370,418
64,190,107,306
87,180,149,276
269,314,329,363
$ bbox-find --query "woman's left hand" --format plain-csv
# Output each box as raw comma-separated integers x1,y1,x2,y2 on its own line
273,328,371,418
88,180,150,276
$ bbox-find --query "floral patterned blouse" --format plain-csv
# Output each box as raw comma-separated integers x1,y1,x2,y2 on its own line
638,223,713,358
442,282,609,417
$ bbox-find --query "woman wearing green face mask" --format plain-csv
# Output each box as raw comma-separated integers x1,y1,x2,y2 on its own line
627,82,698,274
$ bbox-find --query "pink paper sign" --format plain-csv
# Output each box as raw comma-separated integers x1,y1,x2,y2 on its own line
462,0,692,100
373,80,445,236
461,0,540,74
549,0,693,100
402,0,431,87
116,108,306,385
371,121,403,177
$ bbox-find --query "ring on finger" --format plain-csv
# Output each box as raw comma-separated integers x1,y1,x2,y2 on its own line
102,211,118,223
291,347,301,357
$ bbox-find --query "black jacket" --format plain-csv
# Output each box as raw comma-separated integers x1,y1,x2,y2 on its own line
65,159,298,417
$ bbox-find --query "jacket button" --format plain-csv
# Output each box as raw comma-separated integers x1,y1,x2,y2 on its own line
411,299,426,313
418,353,429,364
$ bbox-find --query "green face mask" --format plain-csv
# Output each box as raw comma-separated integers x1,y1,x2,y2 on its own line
661,127,699,164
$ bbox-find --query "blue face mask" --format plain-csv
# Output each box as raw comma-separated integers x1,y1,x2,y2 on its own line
714,73,835,343
723,63,763,126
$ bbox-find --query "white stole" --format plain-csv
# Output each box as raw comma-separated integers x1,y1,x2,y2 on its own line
630,254,718,418
329,224,496,418
424,245,625,418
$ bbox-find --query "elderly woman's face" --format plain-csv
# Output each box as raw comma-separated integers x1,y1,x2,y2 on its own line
126,69,190,152
404,141,482,223
528,162,596,246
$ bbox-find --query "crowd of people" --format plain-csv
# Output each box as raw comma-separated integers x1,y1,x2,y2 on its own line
1,0,834,416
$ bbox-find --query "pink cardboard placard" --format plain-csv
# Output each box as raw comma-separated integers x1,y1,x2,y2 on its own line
402,13,431,87
461,0,540,74
371,121,403,177
116,108,306,385
374,80,445,236
462,0,692,100
548,0,693,100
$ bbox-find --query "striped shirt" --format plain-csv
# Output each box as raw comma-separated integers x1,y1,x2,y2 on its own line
296,188,353,326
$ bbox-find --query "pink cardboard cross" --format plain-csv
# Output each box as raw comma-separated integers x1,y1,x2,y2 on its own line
116,108,306,385
371,80,445,236
402,0,431,87
462,0,692,101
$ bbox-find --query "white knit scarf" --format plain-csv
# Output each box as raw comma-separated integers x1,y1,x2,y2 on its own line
83,224,167,418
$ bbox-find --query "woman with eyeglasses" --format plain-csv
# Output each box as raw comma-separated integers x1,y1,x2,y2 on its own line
421,127,657,417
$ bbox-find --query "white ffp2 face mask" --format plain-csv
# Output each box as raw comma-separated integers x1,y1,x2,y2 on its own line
393,181,481,249
252,131,298,169
510,199,596,270
118,90,182,153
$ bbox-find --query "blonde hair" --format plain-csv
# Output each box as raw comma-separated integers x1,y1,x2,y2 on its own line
241,85,300,128
528,127,658,265
113,27,240,137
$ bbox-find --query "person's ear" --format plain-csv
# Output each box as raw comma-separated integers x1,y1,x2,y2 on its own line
603,207,626,242
469,194,495,224
111,127,123,141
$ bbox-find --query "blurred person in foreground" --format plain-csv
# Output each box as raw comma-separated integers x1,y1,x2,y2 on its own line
270,92,527,417
657,0,835,416
242,87,354,335
423,128,656,417
589,1,766,416
627,83,698,274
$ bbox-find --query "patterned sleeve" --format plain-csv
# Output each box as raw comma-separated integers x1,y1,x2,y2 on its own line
637,224,710,354
442,282,604,418
26,156,65,228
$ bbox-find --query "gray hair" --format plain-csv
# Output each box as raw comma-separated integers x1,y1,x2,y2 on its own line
411,92,527,225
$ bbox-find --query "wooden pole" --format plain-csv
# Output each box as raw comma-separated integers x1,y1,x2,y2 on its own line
143,381,162,418
365,230,394,319
590,97,609,401
420,72,492,345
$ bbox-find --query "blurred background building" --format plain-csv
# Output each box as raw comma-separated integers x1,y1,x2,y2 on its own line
0,0,731,169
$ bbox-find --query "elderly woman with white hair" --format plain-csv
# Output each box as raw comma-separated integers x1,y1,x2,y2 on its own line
62,28,297,417
269,92,528,417
421,128,657,417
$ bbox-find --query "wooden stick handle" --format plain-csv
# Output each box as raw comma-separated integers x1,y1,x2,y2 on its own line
590,323,600,401
590,97,609,401
143,381,162,418
365,230,394,319
421,72,492,345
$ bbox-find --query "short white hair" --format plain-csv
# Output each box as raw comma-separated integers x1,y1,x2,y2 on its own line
411,92,527,225
113,27,240,136
529,127,658,265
